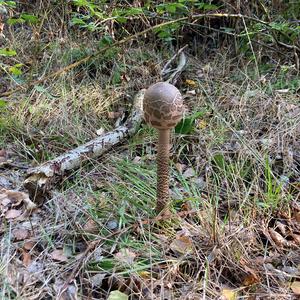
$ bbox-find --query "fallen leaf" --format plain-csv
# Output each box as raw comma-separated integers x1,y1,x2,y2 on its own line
23,241,35,250
5,209,22,219
138,270,151,279
13,228,30,240
242,273,260,286
83,218,98,233
175,163,186,173
197,119,207,129
291,234,300,245
50,249,68,262
185,79,197,87
115,248,136,265
291,281,300,295
268,228,286,247
275,221,287,236
107,290,128,300
170,235,193,254
0,189,36,212
22,250,32,267
220,288,237,300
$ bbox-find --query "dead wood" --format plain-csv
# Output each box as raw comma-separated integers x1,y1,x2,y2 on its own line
24,90,144,204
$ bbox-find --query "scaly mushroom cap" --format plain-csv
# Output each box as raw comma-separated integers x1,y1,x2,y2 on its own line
143,82,183,130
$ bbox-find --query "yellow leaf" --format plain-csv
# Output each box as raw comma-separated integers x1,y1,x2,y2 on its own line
197,119,207,129
138,271,151,279
221,288,237,300
185,79,197,87
291,281,300,295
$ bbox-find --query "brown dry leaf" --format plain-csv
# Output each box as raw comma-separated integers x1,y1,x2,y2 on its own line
83,218,98,233
23,241,35,250
22,250,32,267
242,274,260,286
291,234,300,245
170,235,193,254
268,228,286,247
175,163,186,173
291,281,300,295
50,249,68,262
115,248,136,265
13,228,30,241
275,221,287,236
239,257,260,286
220,288,237,300
5,209,22,219
0,189,36,212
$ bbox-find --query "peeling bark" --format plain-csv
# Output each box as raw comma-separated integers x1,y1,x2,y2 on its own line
24,90,145,204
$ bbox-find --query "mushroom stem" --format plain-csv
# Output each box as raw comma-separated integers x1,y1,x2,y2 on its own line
156,129,171,212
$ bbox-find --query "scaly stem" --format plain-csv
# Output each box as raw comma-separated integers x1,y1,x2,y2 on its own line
156,129,170,212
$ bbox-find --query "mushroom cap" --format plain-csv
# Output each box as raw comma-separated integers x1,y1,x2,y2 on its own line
143,82,183,130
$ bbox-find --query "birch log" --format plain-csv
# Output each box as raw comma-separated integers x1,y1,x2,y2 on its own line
24,90,145,204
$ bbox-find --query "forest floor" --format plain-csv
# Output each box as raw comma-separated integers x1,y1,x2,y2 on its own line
1,28,300,299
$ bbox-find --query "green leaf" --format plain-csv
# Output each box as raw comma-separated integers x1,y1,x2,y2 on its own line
175,110,207,134
0,1,16,8
112,69,121,85
9,65,22,76
20,13,39,24
212,153,226,169
124,7,143,15
0,99,7,108
98,35,113,48
72,0,89,7
7,18,25,25
197,3,219,10
0,48,17,56
107,291,128,300
116,16,127,23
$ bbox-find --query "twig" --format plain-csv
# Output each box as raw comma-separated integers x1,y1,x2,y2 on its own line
161,45,188,78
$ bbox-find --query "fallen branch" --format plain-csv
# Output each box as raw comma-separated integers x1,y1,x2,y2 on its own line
24,90,144,204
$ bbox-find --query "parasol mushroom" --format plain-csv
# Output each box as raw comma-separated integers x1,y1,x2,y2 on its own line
143,82,183,212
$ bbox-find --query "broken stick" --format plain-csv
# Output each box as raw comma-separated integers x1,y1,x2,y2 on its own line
24,90,145,204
